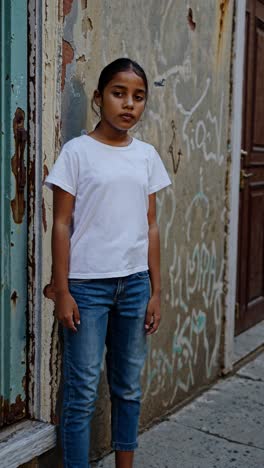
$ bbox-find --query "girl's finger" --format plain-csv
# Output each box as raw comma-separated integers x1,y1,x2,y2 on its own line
73,305,81,326
146,316,160,335
144,309,154,330
63,316,77,332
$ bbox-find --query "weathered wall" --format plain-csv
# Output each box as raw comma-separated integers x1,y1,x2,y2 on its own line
40,0,63,423
41,0,234,460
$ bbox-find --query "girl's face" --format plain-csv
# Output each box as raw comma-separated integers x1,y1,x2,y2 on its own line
95,70,147,131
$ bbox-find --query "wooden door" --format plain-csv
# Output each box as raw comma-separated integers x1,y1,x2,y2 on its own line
0,0,28,424
236,0,264,335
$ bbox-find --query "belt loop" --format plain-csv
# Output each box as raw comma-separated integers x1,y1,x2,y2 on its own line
114,278,122,301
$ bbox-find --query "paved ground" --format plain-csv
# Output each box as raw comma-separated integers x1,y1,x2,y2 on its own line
93,352,264,468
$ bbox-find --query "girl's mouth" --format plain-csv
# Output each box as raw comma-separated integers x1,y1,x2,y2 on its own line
120,113,134,121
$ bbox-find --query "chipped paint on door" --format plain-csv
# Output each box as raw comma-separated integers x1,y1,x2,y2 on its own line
0,0,27,425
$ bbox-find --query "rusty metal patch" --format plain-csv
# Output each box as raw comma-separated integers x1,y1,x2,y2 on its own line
218,0,230,54
10,290,19,306
11,108,27,224
0,394,26,426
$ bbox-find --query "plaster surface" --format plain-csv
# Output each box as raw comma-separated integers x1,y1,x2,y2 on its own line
41,0,235,457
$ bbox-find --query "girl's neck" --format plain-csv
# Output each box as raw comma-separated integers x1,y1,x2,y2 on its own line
89,121,132,147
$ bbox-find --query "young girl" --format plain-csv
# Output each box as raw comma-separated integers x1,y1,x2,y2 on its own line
44,58,171,468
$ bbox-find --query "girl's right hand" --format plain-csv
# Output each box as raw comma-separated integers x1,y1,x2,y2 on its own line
55,291,80,332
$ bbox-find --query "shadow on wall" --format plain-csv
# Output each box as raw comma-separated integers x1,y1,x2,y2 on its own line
61,77,89,143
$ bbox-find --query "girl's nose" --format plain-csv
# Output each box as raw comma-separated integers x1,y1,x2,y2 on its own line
124,96,134,108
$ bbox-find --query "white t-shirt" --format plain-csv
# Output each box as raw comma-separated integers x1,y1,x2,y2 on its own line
45,135,171,279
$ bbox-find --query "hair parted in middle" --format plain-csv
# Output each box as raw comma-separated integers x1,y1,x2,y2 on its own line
91,57,148,118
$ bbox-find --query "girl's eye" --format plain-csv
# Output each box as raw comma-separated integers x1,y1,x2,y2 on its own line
113,91,123,97
135,95,144,101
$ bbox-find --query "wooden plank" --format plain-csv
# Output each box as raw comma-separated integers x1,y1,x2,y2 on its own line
0,420,56,468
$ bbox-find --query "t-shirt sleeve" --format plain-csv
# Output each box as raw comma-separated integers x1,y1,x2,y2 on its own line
44,145,78,196
148,147,172,195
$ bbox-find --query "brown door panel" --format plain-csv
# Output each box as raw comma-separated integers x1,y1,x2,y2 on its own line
236,0,264,335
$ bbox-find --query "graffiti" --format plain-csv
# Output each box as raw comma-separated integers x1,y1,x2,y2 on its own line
137,23,227,404
40,0,229,422
142,166,224,405
175,78,224,166
152,55,225,168
76,6,226,408
154,57,192,85
168,120,182,175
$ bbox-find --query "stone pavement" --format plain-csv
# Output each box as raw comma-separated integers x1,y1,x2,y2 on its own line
93,352,264,468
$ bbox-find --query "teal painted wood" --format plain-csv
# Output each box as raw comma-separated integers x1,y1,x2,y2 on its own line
0,0,27,425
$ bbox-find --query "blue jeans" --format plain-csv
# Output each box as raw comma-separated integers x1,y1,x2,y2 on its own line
61,271,150,467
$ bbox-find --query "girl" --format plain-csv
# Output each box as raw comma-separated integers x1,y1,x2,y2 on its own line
44,58,171,468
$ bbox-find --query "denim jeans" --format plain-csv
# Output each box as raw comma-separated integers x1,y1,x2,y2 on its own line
61,270,150,467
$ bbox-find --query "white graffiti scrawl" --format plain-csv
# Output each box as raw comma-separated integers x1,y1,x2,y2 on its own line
142,166,224,406
175,78,225,166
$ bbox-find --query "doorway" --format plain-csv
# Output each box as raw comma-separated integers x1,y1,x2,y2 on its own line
235,0,264,335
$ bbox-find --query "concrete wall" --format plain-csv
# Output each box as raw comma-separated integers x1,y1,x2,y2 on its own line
41,0,234,460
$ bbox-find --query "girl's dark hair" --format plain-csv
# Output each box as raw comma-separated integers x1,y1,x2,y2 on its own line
92,58,148,117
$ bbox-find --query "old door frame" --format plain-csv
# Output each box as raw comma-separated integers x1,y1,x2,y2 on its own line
0,1,56,464
224,0,246,372
27,0,44,419
0,0,28,425
27,0,62,424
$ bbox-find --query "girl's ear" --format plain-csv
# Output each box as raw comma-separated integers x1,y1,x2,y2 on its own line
93,89,102,108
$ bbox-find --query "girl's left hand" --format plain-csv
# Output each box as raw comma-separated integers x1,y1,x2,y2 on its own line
144,294,161,335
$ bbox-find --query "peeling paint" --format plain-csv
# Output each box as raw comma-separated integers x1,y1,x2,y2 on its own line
27,160,35,227
11,108,27,224
218,0,229,54
58,0,63,21
62,39,74,91
63,0,74,18
37,0,64,424
43,163,49,181
28,0,38,419
187,8,196,31
38,0,235,460
49,320,62,425
42,197,48,232
77,54,86,63
82,15,93,38
11,290,19,306
0,394,26,425
55,120,61,151
22,375,27,392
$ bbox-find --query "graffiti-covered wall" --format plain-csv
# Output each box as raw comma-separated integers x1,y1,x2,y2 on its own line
42,0,234,459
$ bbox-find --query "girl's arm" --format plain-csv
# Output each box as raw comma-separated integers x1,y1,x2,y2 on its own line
145,193,161,335
52,186,74,294
50,186,80,332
